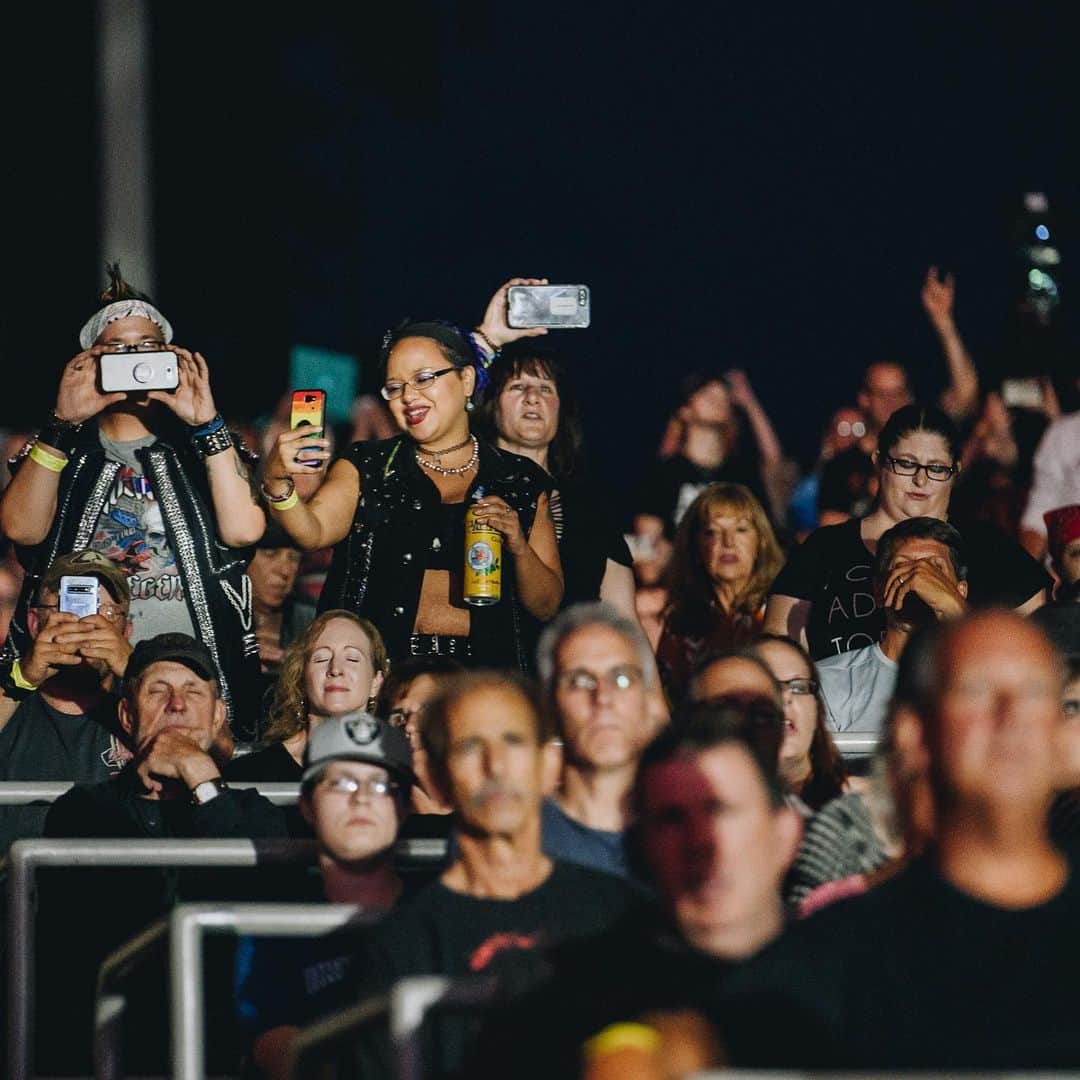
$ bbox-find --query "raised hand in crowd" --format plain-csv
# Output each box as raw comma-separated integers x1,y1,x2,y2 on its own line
920,265,979,420
473,276,550,355
52,346,128,427
147,346,218,426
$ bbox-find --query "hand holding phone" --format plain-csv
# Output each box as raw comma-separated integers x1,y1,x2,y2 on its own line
291,390,327,468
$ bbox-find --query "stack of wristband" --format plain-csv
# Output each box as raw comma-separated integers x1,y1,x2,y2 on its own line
260,475,298,511
29,412,83,472
189,414,234,459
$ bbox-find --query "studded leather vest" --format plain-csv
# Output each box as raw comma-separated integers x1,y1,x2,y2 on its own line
320,436,553,671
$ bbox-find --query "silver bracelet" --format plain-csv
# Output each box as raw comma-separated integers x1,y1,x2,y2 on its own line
259,476,296,504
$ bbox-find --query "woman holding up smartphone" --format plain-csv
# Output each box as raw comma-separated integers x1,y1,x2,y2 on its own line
262,279,563,671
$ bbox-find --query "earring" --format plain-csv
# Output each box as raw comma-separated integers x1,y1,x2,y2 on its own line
465,400,476,413
367,695,378,714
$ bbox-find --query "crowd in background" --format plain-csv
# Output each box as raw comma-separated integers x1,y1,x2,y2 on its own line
0,262,1079,1078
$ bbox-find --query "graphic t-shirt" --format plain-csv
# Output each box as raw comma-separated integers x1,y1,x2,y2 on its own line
91,431,195,643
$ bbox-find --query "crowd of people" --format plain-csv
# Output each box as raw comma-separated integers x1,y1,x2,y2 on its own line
0,262,1079,1077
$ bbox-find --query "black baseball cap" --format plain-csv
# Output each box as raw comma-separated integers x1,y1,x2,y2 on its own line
125,632,217,685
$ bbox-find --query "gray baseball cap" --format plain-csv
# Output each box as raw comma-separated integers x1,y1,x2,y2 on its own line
302,711,415,788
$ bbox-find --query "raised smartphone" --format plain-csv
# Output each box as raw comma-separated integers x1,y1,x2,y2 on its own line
507,285,591,329
291,389,326,468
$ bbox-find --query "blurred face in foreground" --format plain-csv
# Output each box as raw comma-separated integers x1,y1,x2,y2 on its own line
442,684,546,840
640,743,799,957
930,613,1062,816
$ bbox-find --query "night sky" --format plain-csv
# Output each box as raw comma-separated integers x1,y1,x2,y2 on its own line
5,3,1078,509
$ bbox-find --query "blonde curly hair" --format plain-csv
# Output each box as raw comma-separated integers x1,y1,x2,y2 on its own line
262,609,390,744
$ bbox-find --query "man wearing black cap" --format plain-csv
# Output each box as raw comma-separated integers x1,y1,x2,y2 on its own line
36,631,287,1074
238,711,415,1080
0,549,133,854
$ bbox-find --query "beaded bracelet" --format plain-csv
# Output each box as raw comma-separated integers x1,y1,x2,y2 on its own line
29,444,68,473
268,489,299,511
472,327,502,358
260,475,296,504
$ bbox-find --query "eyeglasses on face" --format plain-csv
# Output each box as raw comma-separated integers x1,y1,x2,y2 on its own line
100,342,168,353
34,601,127,623
380,367,457,401
883,455,957,481
557,665,644,694
777,677,818,696
388,705,425,728
319,775,398,799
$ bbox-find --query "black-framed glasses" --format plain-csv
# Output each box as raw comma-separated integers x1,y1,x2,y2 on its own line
557,665,644,694
319,775,399,799
380,367,457,401
34,601,127,623
883,456,957,482
100,342,169,354
777,677,818,696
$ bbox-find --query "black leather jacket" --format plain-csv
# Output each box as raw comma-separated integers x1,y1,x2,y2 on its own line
2,424,263,738
320,436,554,670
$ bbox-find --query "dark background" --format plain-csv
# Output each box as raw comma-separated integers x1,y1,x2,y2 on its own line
4,3,1077,507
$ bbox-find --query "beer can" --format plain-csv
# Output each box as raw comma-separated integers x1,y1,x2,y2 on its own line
464,496,502,606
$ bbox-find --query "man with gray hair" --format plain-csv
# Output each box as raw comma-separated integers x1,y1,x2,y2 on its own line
537,601,666,878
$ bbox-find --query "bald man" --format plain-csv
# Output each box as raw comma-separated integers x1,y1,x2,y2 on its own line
719,611,1080,1070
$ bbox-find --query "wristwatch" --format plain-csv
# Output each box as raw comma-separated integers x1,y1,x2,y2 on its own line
190,777,229,806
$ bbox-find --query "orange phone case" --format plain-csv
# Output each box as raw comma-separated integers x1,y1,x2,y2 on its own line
290,389,325,431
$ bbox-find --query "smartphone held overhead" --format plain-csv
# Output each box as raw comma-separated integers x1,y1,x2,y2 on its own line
507,285,591,329
291,389,327,468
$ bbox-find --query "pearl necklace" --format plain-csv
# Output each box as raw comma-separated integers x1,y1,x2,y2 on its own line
415,435,479,476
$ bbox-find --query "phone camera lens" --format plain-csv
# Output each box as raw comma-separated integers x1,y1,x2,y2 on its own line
133,362,155,384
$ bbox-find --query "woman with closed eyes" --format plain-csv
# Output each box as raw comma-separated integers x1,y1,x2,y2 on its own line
225,610,389,781
764,404,1049,661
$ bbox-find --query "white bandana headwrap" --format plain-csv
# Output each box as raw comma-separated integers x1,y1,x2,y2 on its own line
79,300,173,350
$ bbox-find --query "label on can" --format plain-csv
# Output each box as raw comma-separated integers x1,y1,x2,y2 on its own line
464,506,502,605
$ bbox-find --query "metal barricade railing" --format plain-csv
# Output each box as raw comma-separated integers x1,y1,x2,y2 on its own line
0,781,302,806
3,832,447,1080
290,974,498,1080
832,733,878,759
5,837,315,1080
167,903,373,1080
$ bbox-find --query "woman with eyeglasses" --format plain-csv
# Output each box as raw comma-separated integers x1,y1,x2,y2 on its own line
747,635,849,811
263,280,563,671
764,404,1049,661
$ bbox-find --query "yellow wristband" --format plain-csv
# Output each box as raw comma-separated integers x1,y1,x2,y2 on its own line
269,490,299,512
583,1022,662,1064
11,658,40,691
29,443,68,473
